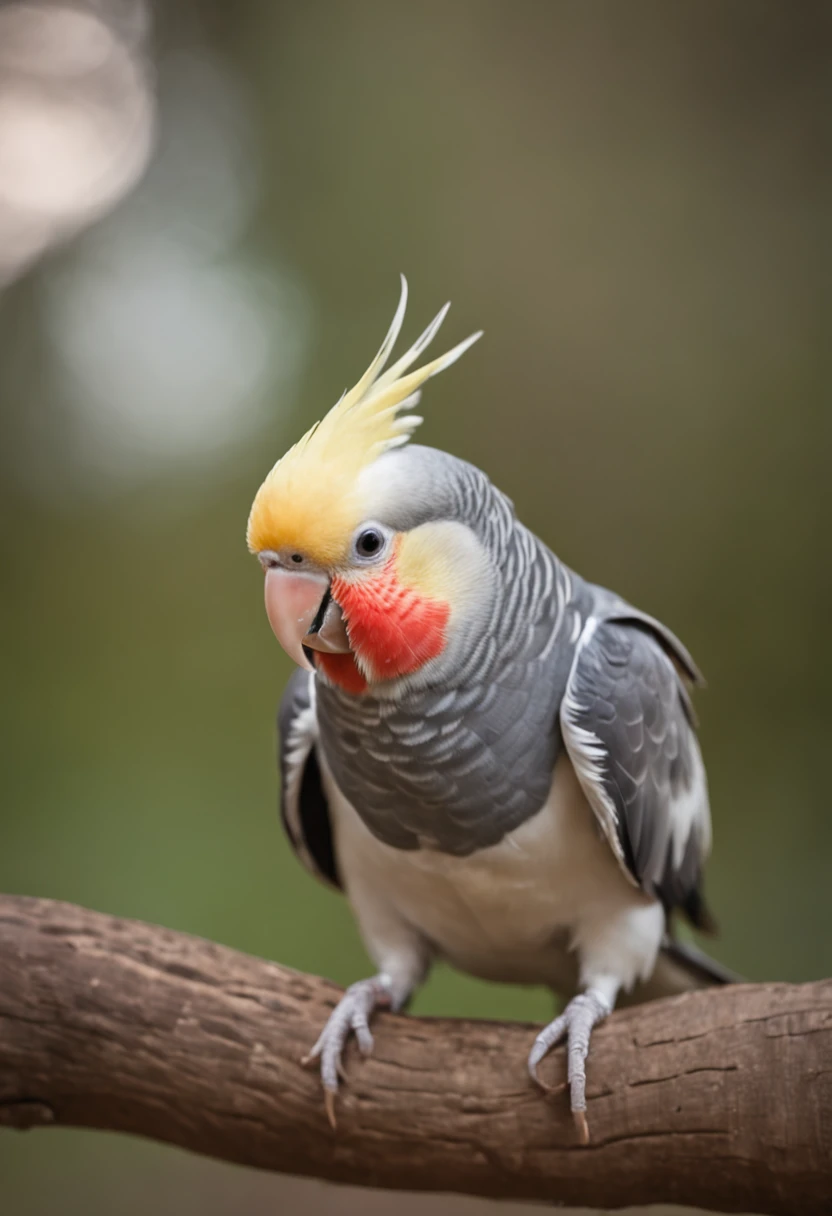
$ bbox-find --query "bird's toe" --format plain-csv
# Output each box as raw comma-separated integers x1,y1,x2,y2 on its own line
302,976,392,1125
529,988,611,1143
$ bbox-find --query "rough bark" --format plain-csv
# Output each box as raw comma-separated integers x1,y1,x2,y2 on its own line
0,895,829,1213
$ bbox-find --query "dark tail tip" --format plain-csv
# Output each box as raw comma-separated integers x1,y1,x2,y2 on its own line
663,938,741,986
681,887,719,936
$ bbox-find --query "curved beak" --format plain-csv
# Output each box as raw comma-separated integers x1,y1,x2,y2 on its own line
264,568,328,670
263,567,352,670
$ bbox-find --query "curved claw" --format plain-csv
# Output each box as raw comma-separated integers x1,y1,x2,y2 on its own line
302,976,392,1126
527,989,611,1144
324,1088,338,1130
573,1108,590,1146
533,1073,568,1097
527,1010,568,1090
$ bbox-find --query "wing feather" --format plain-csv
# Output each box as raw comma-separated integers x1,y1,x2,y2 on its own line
278,668,342,890
561,618,712,927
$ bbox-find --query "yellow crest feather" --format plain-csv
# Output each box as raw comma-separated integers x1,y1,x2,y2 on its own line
246,276,481,564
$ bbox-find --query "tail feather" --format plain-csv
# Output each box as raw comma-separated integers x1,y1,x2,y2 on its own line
662,938,740,986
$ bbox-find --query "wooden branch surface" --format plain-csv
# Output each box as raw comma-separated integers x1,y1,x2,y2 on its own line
0,896,829,1214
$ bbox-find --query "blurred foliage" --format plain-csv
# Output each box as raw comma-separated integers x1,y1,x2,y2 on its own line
0,2,827,1214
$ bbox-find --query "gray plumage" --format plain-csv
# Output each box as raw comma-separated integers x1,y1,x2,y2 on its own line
257,287,735,1133
562,616,712,925
314,558,582,855
278,443,714,932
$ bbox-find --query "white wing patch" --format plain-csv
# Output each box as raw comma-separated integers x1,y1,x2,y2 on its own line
562,617,636,883
562,711,627,841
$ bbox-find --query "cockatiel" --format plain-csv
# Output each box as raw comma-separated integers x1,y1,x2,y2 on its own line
247,277,732,1143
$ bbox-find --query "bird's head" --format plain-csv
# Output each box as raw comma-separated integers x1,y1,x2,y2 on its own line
246,277,488,695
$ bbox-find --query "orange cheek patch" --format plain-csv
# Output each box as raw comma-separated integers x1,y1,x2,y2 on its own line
330,560,450,686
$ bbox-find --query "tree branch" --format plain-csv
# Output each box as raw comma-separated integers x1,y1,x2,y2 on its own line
0,896,829,1213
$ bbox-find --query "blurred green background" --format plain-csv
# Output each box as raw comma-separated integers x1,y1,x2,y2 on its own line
0,2,827,1214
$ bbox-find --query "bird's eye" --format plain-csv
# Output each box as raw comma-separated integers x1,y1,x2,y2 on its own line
290,553,304,564
354,527,385,559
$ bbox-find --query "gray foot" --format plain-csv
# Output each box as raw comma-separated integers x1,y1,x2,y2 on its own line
527,988,611,1144
302,976,392,1127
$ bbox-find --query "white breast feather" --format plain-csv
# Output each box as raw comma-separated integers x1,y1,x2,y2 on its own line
321,748,662,993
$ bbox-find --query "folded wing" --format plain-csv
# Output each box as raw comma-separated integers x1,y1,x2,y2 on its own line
561,617,713,929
